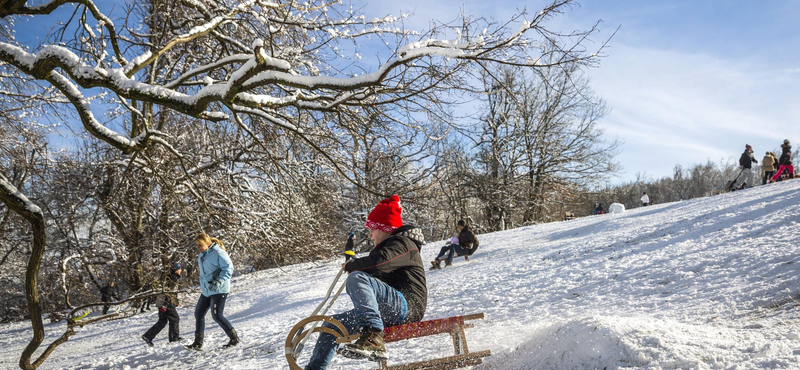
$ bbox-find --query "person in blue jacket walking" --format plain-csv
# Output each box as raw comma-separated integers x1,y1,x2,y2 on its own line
184,233,240,350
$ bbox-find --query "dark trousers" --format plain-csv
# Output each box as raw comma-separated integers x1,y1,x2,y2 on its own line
435,244,468,263
101,298,111,314
143,305,180,341
194,294,234,338
140,297,152,312
763,171,775,185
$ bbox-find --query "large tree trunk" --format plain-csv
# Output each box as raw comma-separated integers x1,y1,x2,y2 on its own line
0,174,75,370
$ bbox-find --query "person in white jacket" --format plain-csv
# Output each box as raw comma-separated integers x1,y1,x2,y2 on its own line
641,192,650,207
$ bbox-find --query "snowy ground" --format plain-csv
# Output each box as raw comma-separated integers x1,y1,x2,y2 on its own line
2,181,799,370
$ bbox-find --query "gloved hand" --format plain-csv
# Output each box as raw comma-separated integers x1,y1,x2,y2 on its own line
208,279,223,292
159,307,167,313
739,165,744,169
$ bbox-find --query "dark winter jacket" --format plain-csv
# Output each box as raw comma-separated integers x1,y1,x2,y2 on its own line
594,204,604,215
345,224,427,323
457,226,480,255
155,271,182,308
100,284,117,302
779,145,792,166
739,150,757,169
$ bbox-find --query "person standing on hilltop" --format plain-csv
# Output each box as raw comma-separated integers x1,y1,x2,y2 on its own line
770,140,794,183
762,151,777,185
734,144,758,189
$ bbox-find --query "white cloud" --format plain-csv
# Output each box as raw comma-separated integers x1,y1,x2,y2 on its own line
589,44,800,181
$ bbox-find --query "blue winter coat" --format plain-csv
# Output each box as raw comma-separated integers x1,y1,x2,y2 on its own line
198,243,233,297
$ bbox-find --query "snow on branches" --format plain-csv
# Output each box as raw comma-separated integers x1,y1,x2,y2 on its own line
0,0,604,159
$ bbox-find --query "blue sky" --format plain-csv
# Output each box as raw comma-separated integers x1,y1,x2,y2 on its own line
353,0,800,182
11,0,800,183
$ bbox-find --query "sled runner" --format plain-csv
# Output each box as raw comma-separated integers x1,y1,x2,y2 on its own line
452,253,470,262
285,313,491,370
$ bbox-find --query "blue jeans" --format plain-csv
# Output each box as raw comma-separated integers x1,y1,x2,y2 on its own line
435,244,467,263
306,271,408,370
195,293,234,336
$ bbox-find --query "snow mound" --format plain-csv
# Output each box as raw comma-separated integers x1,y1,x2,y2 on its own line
609,202,625,213
484,317,649,370
479,316,718,370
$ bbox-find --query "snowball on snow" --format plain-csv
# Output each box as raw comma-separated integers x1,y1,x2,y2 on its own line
609,203,626,213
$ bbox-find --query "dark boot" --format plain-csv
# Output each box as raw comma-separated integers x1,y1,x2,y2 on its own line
141,334,154,347
430,260,441,270
339,327,387,362
184,333,203,351
444,259,452,267
222,329,240,349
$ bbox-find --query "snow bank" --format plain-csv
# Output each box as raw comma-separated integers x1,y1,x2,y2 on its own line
609,202,625,213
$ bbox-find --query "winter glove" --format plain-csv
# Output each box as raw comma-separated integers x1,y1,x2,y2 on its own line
159,307,167,313
208,279,223,292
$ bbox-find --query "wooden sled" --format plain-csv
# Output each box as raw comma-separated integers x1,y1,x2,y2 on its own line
285,313,490,370
337,313,491,370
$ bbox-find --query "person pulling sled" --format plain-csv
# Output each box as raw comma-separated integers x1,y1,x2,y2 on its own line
733,144,758,190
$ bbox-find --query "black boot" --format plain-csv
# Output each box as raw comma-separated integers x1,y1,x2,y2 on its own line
141,335,154,347
222,329,240,349
338,327,387,362
184,334,203,351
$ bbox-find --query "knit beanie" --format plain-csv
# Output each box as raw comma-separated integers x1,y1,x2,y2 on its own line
366,195,403,233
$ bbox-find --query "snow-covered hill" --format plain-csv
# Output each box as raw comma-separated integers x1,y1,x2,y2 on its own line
2,181,799,370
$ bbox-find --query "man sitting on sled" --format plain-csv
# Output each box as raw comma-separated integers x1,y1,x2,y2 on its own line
305,195,427,370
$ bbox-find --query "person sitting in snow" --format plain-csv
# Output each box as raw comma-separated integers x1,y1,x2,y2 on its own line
770,140,794,182
430,236,461,269
431,219,479,269
734,144,758,189
594,203,605,215
305,195,427,369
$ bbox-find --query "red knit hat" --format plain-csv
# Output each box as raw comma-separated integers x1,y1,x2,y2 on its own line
365,195,403,233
